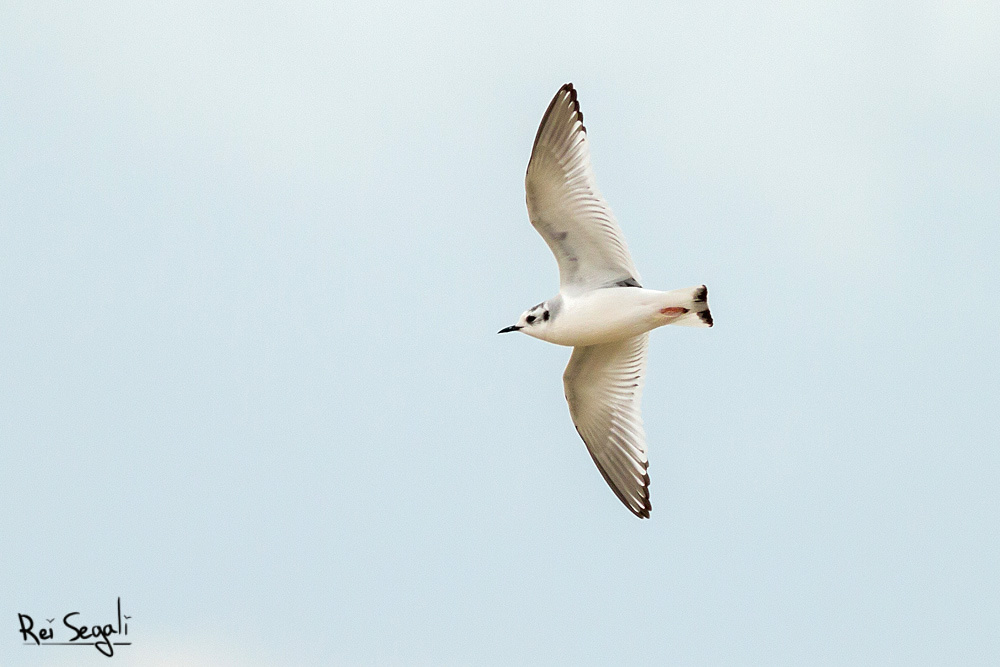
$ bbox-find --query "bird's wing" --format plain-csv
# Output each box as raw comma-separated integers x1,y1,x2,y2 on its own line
563,334,651,518
525,83,641,294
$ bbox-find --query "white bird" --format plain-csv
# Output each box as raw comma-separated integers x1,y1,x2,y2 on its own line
499,83,713,518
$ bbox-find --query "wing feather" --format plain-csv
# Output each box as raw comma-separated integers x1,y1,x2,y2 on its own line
525,83,641,293
563,334,651,518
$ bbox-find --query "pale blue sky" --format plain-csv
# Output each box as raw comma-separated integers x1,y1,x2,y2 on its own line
2,2,998,665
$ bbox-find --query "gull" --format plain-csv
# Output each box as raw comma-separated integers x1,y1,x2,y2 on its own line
499,83,713,518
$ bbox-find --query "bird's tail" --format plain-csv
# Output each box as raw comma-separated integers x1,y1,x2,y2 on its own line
670,285,713,327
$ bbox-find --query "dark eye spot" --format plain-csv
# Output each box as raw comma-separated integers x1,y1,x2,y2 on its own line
542,310,549,321
525,315,536,324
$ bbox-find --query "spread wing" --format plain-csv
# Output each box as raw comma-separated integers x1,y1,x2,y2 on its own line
563,334,651,518
525,83,641,294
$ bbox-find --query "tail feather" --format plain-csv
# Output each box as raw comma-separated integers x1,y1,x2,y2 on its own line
672,285,713,328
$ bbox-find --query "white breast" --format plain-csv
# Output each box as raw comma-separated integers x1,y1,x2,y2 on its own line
529,289,655,346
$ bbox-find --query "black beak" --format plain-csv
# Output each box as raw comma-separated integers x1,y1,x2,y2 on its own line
497,325,522,334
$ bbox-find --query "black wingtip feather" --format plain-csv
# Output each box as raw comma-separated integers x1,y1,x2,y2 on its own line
531,83,580,155
528,83,588,172
582,445,652,519
698,309,713,326
693,285,708,303
563,83,583,127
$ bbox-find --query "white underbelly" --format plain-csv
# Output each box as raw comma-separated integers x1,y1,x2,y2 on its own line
542,288,677,346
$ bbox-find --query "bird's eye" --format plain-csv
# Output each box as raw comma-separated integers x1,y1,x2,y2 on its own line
542,310,549,321
525,315,536,324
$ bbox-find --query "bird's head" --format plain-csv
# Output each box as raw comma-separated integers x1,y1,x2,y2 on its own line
498,301,552,338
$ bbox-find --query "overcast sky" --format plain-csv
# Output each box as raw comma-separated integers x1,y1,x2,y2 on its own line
2,2,998,665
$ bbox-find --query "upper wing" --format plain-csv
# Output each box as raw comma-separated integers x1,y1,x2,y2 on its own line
525,83,641,293
563,334,651,518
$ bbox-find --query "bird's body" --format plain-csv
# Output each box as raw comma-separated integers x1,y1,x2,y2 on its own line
521,286,710,348
499,83,712,518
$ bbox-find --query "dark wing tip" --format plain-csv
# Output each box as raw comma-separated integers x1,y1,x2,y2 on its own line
530,83,586,157
564,83,584,129
636,472,652,519
584,446,653,519
693,284,708,303
698,309,713,327
632,478,652,519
